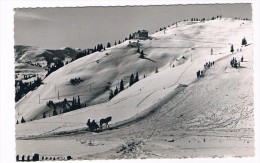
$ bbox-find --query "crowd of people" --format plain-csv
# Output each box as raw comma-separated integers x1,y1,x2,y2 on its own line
230,56,243,68
197,61,215,78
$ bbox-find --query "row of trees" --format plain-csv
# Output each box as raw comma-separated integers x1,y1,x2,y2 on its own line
234,17,250,21
73,29,142,62
109,80,123,100
15,77,43,102
43,95,84,118
46,60,64,77
70,77,83,85
191,15,222,22
62,95,84,114
129,72,139,86
75,50,90,60
109,72,139,100
155,14,224,33
71,95,81,110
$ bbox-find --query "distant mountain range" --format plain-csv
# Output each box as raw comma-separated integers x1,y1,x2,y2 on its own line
15,45,81,67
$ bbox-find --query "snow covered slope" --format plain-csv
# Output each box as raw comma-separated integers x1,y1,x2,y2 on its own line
15,18,253,139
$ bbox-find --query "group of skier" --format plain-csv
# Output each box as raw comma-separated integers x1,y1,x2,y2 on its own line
204,61,215,69
196,61,215,78
230,56,243,68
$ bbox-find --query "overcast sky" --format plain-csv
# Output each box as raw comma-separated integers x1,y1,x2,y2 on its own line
14,3,252,49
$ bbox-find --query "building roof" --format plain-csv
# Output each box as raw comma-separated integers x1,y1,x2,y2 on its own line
137,30,148,33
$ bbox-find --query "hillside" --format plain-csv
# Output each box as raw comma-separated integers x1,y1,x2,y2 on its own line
15,17,252,132
15,17,254,159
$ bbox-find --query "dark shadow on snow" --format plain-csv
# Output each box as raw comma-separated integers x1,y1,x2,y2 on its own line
139,56,156,63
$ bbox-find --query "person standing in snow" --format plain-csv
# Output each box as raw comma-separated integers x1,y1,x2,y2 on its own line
92,120,99,130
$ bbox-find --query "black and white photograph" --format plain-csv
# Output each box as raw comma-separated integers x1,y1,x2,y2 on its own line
0,1,260,163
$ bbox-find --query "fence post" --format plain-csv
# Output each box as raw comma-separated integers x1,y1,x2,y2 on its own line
27,155,30,161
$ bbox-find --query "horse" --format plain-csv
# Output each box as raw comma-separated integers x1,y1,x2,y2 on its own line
99,116,112,129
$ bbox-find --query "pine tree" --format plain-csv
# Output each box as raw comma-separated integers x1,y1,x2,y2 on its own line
77,95,80,109
118,40,121,44
21,116,26,123
120,79,124,91
135,72,139,82
115,41,117,45
16,120,19,124
242,37,247,45
114,87,119,96
43,112,46,118
129,74,135,86
73,97,76,109
107,42,111,48
71,97,75,110
109,90,114,100
230,44,234,53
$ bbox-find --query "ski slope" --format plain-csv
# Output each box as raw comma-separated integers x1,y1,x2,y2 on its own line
16,39,254,159
15,18,253,141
